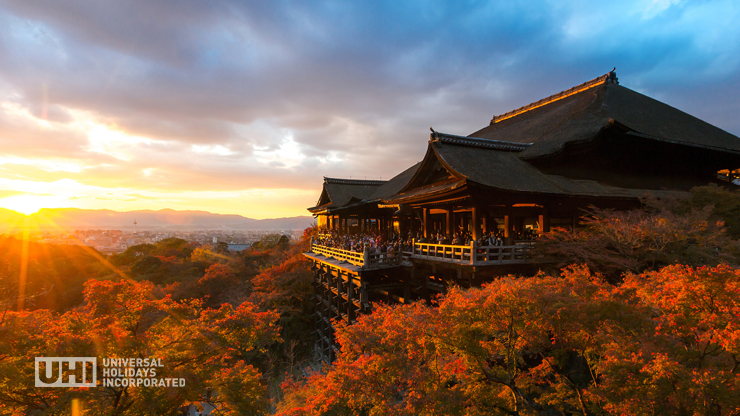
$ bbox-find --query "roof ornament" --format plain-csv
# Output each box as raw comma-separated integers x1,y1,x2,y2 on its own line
429,127,439,143
607,67,619,84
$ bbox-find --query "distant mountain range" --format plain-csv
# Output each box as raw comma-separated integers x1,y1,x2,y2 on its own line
0,208,314,230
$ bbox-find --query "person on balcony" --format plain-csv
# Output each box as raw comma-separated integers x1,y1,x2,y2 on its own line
437,232,449,245
417,232,427,243
452,233,463,245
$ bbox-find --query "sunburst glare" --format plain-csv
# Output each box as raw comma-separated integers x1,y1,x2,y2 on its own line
0,194,69,215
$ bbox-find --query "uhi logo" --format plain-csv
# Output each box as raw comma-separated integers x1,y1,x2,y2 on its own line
35,357,97,388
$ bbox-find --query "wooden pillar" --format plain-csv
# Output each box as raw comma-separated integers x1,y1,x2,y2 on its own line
445,208,452,239
472,206,480,241
423,208,430,239
538,210,550,235
347,276,354,321
483,212,489,234
504,211,513,245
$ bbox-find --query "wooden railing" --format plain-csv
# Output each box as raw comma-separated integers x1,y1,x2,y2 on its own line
311,239,533,267
310,243,365,266
411,240,532,265
310,239,401,268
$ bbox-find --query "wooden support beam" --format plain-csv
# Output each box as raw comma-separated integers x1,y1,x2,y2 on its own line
347,276,354,321
472,205,480,241
505,211,513,245
423,208,430,239
538,211,550,235
445,208,452,239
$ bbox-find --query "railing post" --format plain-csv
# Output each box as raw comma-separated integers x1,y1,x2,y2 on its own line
470,240,476,265
363,244,370,266
411,238,415,256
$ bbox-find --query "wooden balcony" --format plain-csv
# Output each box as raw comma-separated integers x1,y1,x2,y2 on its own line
309,238,535,269
308,239,402,269
410,241,533,266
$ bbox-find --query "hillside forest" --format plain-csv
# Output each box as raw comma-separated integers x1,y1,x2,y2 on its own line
1,184,740,415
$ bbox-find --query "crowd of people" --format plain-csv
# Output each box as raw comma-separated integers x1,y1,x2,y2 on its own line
314,227,539,254
314,230,404,254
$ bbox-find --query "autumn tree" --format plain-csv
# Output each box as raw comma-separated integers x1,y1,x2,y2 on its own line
536,193,740,282
277,267,609,415
0,279,280,415
686,184,740,239
277,264,740,416
251,234,292,250
0,237,107,311
594,265,740,414
249,228,315,380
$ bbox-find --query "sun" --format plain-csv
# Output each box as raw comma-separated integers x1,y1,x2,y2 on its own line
0,195,65,216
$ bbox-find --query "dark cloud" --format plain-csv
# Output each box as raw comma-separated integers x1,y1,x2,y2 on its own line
0,0,738,215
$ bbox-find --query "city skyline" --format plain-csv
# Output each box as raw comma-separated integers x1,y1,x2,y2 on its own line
0,0,739,218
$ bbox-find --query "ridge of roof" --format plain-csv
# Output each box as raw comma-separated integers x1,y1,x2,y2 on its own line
323,177,387,186
489,70,618,125
430,130,531,152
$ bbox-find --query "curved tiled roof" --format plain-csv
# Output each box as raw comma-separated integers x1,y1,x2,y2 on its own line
470,71,740,158
308,178,386,213
312,71,738,211
383,137,642,202
430,131,531,152
366,162,422,201
323,178,386,186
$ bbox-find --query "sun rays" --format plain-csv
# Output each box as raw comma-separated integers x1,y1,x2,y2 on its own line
5,213,136,311
0,194,68,216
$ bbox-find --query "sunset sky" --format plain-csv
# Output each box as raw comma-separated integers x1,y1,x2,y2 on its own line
0,0,739,218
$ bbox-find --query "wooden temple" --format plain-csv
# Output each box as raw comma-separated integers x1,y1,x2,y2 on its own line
305,70,740,362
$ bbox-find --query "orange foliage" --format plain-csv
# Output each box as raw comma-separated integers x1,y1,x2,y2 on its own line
278,264,740,415
0,279,280,415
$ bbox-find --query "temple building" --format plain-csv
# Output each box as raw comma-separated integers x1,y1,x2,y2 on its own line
305,70,740,362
